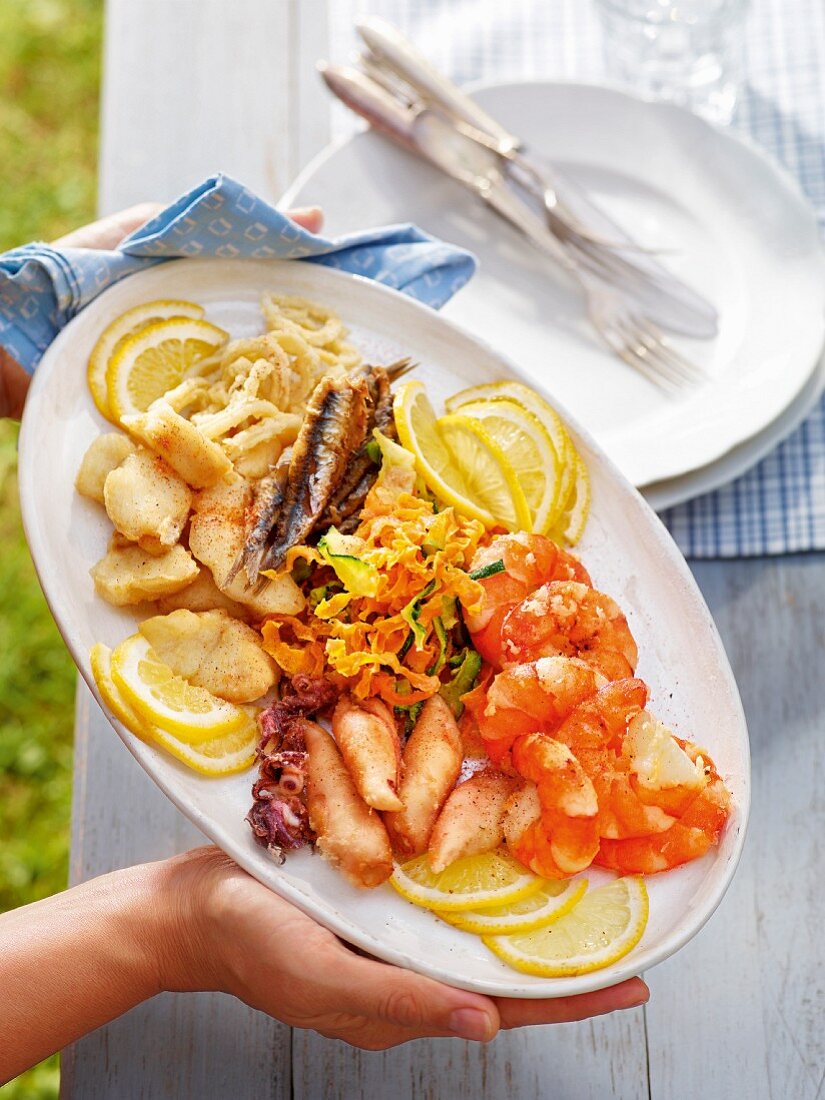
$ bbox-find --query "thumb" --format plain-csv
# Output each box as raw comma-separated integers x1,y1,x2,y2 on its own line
339,951,500,1041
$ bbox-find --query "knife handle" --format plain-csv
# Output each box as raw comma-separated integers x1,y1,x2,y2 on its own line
357,18,518,151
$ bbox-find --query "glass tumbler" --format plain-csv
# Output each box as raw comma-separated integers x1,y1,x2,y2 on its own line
593,0,751,124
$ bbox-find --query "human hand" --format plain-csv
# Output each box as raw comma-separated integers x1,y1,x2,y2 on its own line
0,204,323,419
160,846,649,1050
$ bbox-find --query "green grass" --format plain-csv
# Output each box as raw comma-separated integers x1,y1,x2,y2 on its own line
0,1,103,1094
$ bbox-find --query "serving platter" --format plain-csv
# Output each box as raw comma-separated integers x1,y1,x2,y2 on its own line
19,257,749,997
284,80,825,498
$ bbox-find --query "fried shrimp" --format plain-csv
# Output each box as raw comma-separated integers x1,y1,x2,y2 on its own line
463,532,591,667
331,694,403,811
466,656,606,767
501,580,638,681
595,779,731,874
504,734,600,878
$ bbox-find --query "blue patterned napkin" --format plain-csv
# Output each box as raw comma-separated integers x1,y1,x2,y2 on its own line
0,173,476,374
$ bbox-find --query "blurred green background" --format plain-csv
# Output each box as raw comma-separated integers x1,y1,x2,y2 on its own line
0,0,103,1095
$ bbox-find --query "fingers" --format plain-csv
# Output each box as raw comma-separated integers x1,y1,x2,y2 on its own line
52,203,164,250
0,349,31,420
496,977,649,1029
285,206,323,234
329,946,500,1042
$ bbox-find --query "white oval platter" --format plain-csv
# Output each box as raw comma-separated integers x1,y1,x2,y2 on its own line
18,257,749,998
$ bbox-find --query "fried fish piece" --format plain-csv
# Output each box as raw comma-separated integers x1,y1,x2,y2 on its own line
331,694,403,812
188,473,305,619
123,401,232,489
90,543,199,606
155,565,251,620
428,770,519,873
139,608,277,703
303,719,394,888
383,695,463,860
75,433,137,504
103,450,192,554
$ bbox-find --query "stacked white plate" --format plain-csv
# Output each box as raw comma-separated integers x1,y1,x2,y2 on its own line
284,82,825,510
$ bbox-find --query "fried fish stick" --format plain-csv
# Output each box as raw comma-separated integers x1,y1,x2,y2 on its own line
303,719,394,889
384,695,463,860
428,770,519,873
332,695,403,811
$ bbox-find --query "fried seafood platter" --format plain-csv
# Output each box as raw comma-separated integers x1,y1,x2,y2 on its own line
19,258,749,997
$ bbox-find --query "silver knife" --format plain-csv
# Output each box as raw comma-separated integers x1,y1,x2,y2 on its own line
356,18,719,339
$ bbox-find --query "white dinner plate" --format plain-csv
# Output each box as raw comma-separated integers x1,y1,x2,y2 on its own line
19,258,749,997
284,80,825,494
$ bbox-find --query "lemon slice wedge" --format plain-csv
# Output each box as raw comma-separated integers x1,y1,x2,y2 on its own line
110,633,248,741
447,398,562,533
437,414,533,532
390,850,544,913
91,642,257,776
393,381,495,526
547,448,591,547
446,381,577,529
90,641,153,740
106,316,228,422
88,299,205,421
483,876,648,976
438,877,587,935
148,721,258,777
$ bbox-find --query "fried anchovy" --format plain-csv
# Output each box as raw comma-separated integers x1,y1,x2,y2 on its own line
225,446,293,587
257,372,370,574
319,364,397,530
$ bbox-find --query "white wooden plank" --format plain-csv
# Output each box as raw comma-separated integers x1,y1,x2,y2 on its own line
644,558,825,1099
98,0,329,212
294,1012,649,1100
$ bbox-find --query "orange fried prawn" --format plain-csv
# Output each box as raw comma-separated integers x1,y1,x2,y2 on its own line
463,533,590,668
503,734,600,878
595,778,731,874
465,656,606,767
501,580,638,681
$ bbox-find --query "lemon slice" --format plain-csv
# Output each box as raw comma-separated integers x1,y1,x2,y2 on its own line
438,877,587,935
110,633,248,741
449,398,562,533
148,721,258,777
106,316,228,422
394,381,495,526
390,850,544,913
437,414,532,531
90,642,153,740
88,299,205,421
447,380,572,478
547,448,591,546
483,876,648,977
91,642,257,776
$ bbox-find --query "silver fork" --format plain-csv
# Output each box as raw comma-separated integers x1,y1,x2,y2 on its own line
483,176,705,390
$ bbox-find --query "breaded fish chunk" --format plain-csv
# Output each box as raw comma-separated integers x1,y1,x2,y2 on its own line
139,608,277,704
122,401,232,489
90,543,199,606
155,565,250,620
104,450,192,554
303,719,394,888
188,473,305,619
75,433,137,504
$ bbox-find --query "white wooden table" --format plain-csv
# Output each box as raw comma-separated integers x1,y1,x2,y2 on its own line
60,3,825,1096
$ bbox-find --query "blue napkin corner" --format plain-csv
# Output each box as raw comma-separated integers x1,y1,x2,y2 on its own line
0,173,477,374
